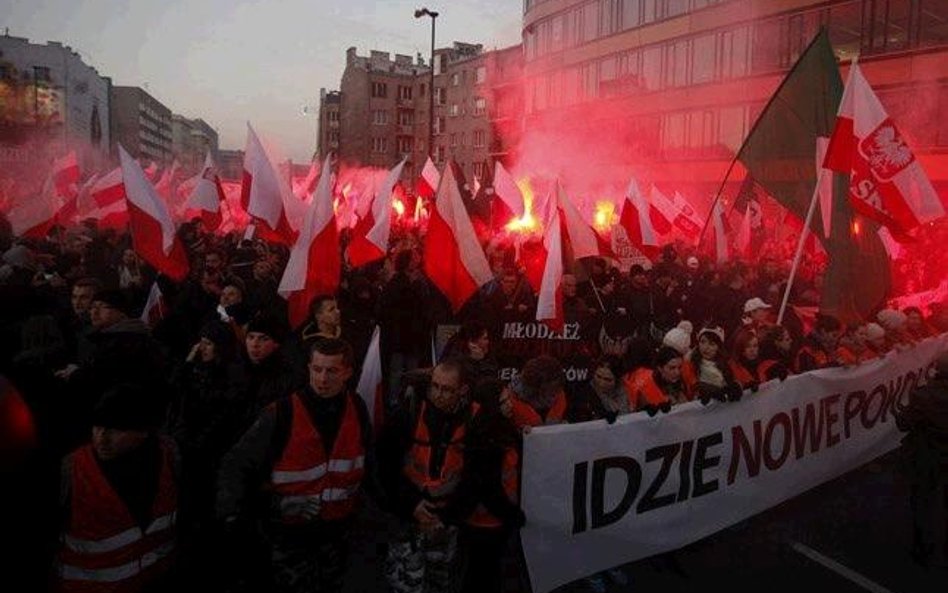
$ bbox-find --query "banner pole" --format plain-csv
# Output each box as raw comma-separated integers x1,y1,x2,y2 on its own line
777,168,826,326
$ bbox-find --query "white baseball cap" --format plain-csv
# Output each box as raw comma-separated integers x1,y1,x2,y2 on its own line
744,297,772,314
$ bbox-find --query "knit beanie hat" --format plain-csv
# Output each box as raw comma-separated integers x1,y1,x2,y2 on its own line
246,312,289,342
698,326,725,345
864,322,886,341
662,328,691,355
92,289,134,317
92,384,160,431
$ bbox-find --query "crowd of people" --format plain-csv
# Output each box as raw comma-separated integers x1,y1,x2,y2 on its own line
1,213,946,593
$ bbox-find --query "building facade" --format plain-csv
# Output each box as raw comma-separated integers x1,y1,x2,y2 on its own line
323,43,524,186
520,0,948,200
0,33,111,175
337,47,430,180
110,85,173,163
217,148,245,181
316,88,341,159
172,114,219,172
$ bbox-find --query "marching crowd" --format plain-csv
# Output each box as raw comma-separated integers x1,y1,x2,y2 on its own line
1,215,946,593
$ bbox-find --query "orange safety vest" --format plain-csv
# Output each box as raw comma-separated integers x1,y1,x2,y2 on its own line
403,401,479,500
795,344,831,373
629,370,690,410
681,359,699,393
57,440,177,593
729,360,756,388
757,359,789,383
270,393,365,523
466,448,520,529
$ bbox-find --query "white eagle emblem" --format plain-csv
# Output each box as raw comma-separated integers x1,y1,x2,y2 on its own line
859,120,914,182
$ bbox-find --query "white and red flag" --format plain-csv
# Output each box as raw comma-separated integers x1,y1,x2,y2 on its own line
119,146,190,281
423,160,493,311
417,156,440,199
184,151,225,231
536,206,564,330
278,154,339,329
140,281,168,327
84,167,129,228
347,157,407,267
823,62,946,233
52,151,81,198
618,178,667,257
8,175,62,238
241,123,303,245
492,160,525,227
556,182,613,260
293,158,321,201
711,201,729,264
356,326,385,430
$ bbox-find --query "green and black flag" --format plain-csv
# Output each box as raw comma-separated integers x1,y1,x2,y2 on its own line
705,28,890,323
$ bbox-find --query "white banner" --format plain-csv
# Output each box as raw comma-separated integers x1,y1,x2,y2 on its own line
521,334,948,593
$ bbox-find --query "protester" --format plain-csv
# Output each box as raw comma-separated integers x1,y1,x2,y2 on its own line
757,325,794,382
796,314,844,372
729,328,762,392
217,338,376,593
547,356,629,424
682,326,742,403
626,346,689,413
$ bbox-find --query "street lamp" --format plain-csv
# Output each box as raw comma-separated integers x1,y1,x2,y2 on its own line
414,7,438,164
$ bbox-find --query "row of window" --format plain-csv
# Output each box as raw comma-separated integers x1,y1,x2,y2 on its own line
527,0,948,63
448,130,488,148
371,137,417,153
525,0,948,114
524,0,725,59
449,66,488,87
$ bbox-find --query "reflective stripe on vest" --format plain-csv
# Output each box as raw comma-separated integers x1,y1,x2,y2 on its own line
63,512,176,555
59,441,177,590
61,541,174,583
270,393,365,522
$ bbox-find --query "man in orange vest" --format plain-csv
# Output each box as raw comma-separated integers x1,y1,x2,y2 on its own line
380,359,478,593
55,383,177,593
217,338,376,593
796,314,844,373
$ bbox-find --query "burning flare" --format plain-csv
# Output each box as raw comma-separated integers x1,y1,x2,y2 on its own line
593,200,616,233
505,178,539,233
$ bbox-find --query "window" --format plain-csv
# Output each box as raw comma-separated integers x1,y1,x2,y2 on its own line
328,110,339,122
720,27,749,80
461,132,467,147
372,110,388,125
435,87,447,105
692,34,715,84
473,97,486,116
666,0,688,18
452,73,460,86
570,7,584,47
473,161,486,179
581,63,598,99
583,1,600,42
473,130,486,148
371,82,388,98
434,116,445,134
397,137,413,153
436,145,446,163
600,0,620,36
622,0,641,30
665,40,689,88
398,111,414,126
718,106,746,152
751,17,783,73
329,130,339,144
642,45,662,90
551,15,565,52
450,133,458,147
420,83,427,97
372,137,388,153
475,66,487,84
450,104,460,117
398,85,413,100
663,112,686,150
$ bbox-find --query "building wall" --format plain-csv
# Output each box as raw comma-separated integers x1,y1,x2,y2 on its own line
317,88,341,159
217,149,244,181
110,86,172,163
0,34,111,171
513,0,948,199
172,114,219,173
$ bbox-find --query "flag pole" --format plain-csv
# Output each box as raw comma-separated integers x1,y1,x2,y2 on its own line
776,167,827,325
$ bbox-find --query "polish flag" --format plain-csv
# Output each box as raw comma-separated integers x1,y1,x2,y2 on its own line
536,206,564,330
815,137,834,239
712,201,729,264
184,151,225,231
278,154,339,329
294,158,321,201
241,123,303,245
735,200,755,258
8,174,63,238
356,326,385,430
671,191,703,239
492,160,525,226
119,146,190,281
417,156,440,199
52,151,81,198
618,178,665,257
556,182,614,260
154,160,179,200
140,281,167,328
347,157,407,267
823,62,946,233
423,160,493,311
83,167,129,228
519,187,555,294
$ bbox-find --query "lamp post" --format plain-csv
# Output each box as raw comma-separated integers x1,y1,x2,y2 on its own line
414,7,438,162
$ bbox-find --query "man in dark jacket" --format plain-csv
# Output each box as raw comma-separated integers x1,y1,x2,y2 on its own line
379,251,431,406
237,313,303,429
217,338,380,593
